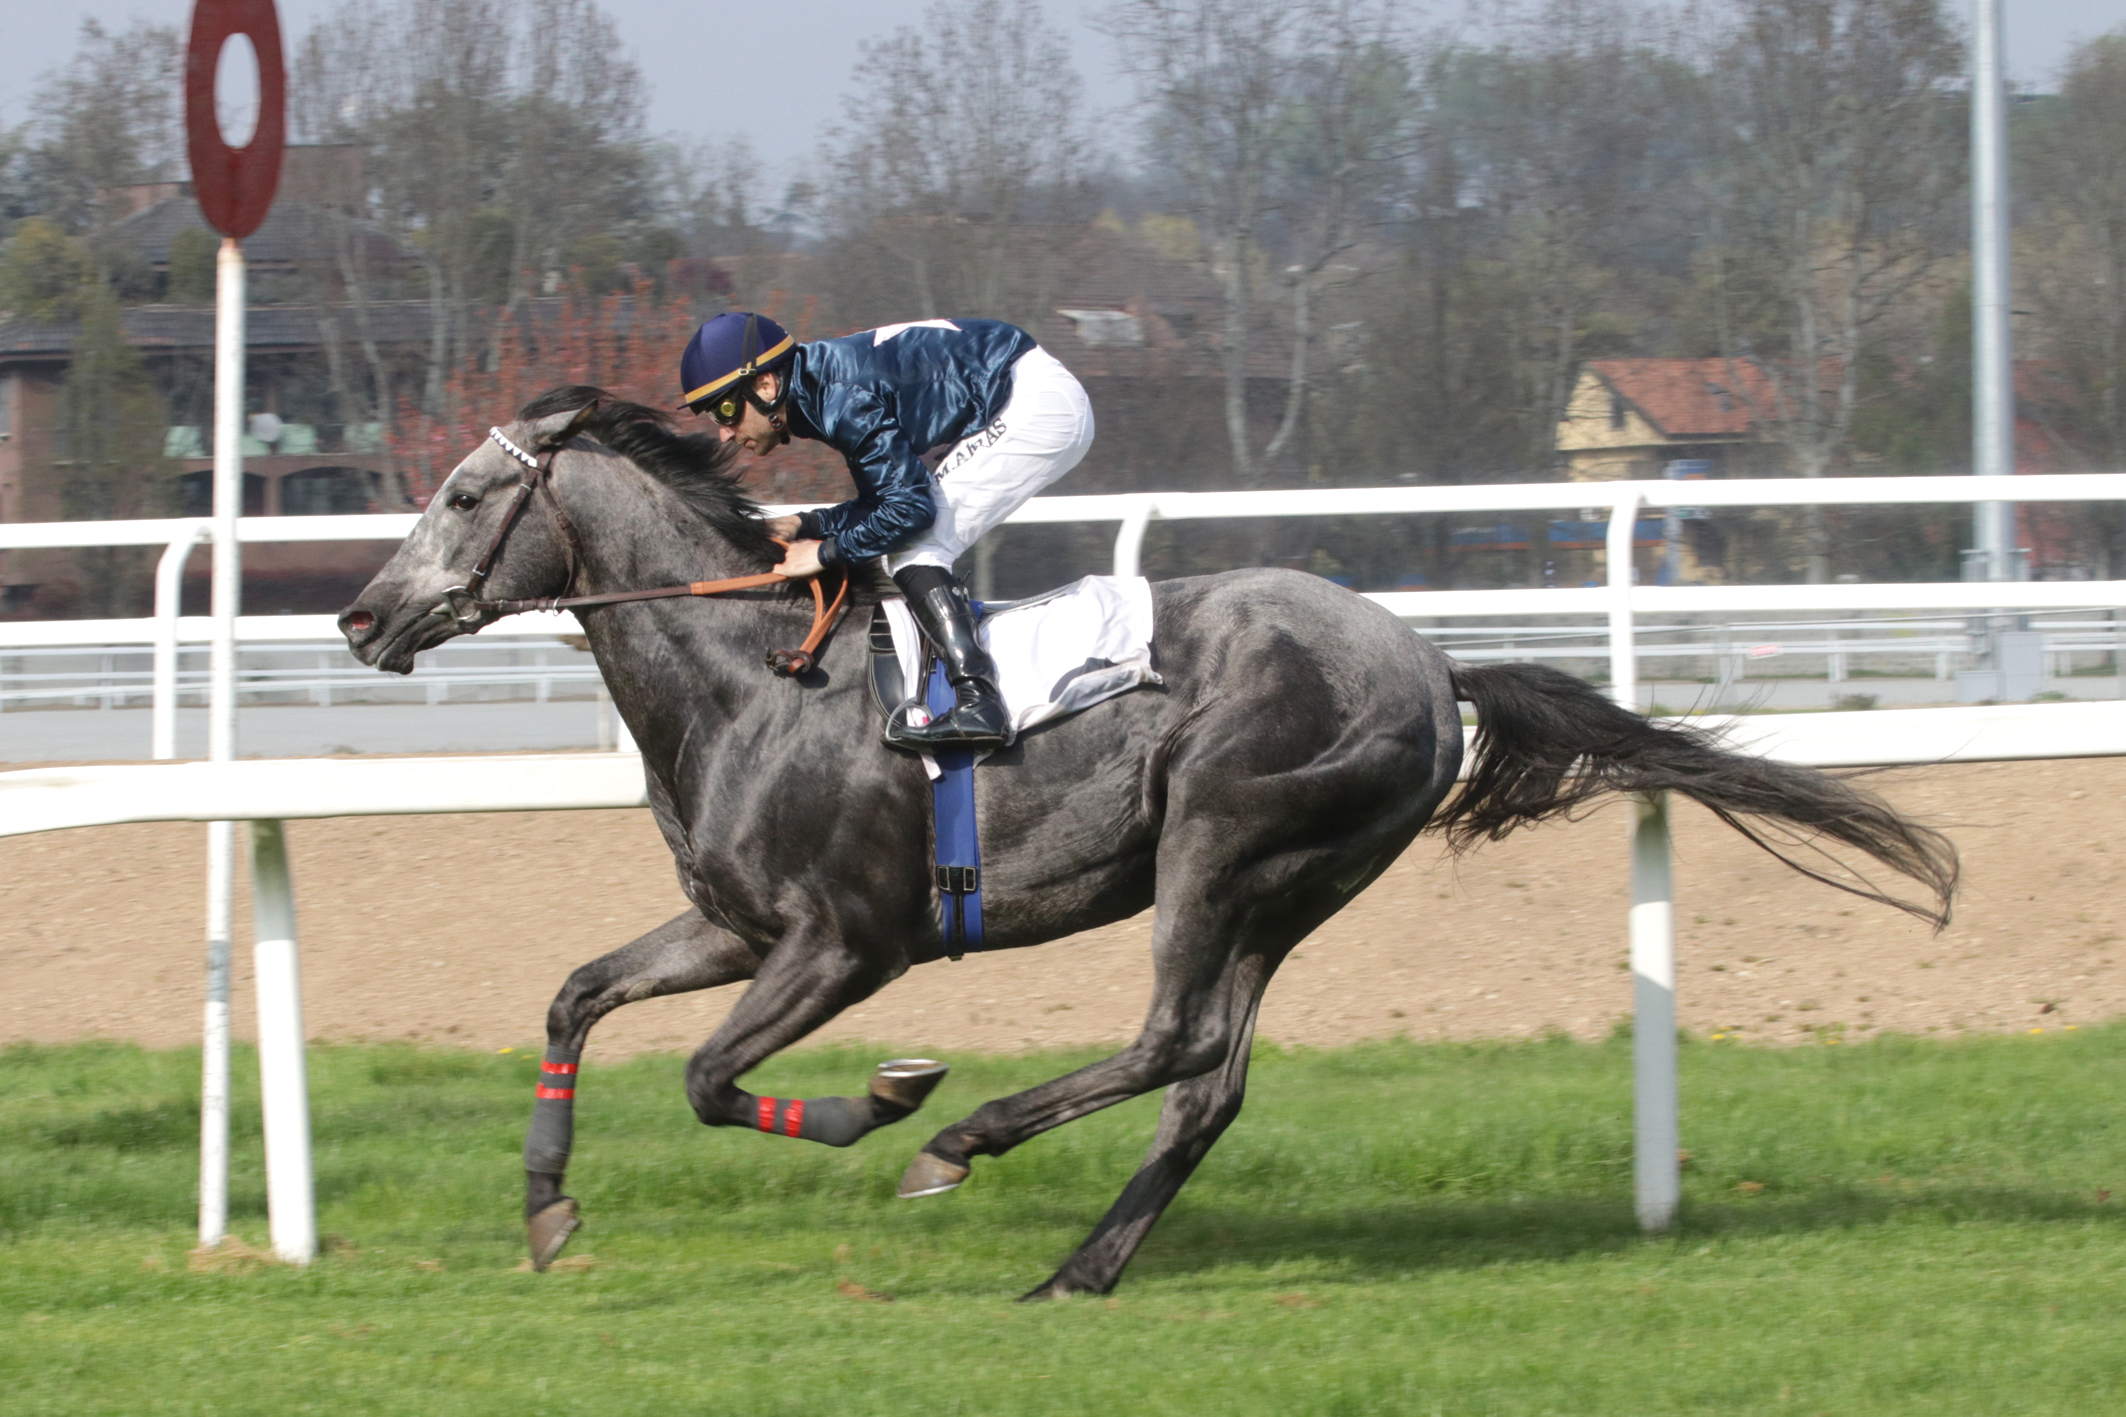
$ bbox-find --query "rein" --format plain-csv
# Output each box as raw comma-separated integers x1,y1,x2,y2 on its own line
435,423,850,678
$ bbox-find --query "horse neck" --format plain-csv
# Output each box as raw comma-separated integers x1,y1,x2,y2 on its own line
554,451,784,742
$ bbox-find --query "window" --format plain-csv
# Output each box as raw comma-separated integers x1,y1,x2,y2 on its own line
0,376,12,441
1056,309,1145,348
179,471,267,516
1608,392,1628,431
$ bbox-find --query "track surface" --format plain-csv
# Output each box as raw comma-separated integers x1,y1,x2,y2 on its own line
5,757,2121,1056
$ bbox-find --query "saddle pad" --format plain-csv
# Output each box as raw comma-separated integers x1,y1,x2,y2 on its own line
883,574,1161,763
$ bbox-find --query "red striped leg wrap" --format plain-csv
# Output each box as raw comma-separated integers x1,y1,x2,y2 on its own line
754,1097,807,1137
525,1047,581,1176
537,1059,578,1099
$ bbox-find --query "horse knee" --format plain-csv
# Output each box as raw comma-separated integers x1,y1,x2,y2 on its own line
544,968,602,1041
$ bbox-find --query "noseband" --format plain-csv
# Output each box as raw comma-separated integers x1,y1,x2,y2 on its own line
433,422,849,678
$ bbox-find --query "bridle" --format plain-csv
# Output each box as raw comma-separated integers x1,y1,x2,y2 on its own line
432,418,849,677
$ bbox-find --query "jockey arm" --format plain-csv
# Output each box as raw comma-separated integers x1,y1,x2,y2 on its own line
789,382,938,569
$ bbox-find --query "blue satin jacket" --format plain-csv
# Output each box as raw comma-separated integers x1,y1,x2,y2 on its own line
787,318,1038,564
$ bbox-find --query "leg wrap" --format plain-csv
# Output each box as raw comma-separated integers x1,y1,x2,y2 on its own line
524,1045,580,1175
744,1094,871,1148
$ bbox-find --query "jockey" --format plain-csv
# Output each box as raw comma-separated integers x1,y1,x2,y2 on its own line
680,311,1096,750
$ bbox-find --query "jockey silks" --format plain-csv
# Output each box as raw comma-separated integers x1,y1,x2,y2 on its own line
784,318,1039,563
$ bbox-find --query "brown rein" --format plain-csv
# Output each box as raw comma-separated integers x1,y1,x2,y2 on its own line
440,423,850,678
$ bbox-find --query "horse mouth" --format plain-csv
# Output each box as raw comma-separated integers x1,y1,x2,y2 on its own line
355,606,461,675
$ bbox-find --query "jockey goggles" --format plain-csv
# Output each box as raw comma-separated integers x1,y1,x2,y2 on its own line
681,311,795,427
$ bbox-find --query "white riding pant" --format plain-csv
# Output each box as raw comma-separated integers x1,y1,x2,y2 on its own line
886,346,1095,574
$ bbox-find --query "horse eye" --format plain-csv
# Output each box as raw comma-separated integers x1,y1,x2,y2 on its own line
449,492,479,512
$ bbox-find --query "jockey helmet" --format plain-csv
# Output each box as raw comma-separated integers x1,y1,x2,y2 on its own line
680,311,797,426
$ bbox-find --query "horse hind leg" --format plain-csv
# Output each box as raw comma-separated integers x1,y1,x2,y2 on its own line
1023,949,1276,1300
525,907,764,1270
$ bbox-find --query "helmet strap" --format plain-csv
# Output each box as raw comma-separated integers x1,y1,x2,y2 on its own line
737,311,791,437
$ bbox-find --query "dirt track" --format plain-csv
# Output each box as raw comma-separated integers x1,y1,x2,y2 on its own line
5,757,2123,1058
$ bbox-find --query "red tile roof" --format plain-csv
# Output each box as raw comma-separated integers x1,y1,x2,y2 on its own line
1588,358,1775,438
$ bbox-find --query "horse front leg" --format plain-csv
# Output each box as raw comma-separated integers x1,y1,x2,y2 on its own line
682,932,948,1149
526,907,763,1269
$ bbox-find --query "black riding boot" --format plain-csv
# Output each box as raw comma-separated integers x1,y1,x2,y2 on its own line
886,566,1011,751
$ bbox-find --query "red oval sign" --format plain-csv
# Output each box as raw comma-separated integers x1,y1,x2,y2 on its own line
185,0,286,239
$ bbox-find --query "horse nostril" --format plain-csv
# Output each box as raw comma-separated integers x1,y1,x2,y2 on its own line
346,610,376,634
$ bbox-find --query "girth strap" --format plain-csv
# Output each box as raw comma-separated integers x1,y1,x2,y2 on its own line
927,657,985,956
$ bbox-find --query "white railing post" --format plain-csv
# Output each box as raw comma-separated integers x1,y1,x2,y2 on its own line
153,522,211,760
1112,497,1154,579
1631,791,1679,1233
249,818,316,1264
198,817,233,1248
1607,486,1644,710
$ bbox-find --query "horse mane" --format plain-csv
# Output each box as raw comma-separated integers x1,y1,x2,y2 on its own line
517,384,780,565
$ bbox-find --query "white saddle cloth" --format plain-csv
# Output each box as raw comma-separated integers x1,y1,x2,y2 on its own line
882,575,1161,766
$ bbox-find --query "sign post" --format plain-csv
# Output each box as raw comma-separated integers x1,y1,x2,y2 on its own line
184,0,299,1260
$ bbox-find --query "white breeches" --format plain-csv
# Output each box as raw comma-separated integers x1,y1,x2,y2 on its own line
886,346,1095,574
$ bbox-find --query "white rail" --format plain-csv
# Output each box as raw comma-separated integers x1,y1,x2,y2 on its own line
6,473,2126,1252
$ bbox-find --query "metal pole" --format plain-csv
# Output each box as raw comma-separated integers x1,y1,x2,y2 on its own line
200,235,244,1245
1631,791,1679,1233
211,238,243,763
1971,0,2014,577
1606,486,1643,709
249,818,316,1264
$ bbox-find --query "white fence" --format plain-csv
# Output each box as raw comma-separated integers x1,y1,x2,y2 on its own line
5,473,2126,1259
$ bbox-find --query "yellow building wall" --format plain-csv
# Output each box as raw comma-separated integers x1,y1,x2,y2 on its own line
1554,370,1664,482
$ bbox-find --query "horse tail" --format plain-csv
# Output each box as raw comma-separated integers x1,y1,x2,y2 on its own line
1434,662,1958,930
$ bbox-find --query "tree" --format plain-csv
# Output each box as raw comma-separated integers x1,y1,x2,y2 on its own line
1255,0,1409,472
1106,0,1304,486
2021,31,2126,576
385,277,694,503
19,20,182,241
291,0,653,428
824,0,1090,327
1448,0,1676,468
1697,0,1963,581
2026,33,2126,466
0,217,97,322
58,278,176,613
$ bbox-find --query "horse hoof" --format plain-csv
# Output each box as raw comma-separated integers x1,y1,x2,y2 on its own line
896,1150,970,1199
870,1058,949,1113
527,1197,581,1271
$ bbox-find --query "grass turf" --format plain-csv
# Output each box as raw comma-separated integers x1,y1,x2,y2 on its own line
4,1027,2125,1415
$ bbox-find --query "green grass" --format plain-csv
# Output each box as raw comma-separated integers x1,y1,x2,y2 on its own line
6,1029,2126,1415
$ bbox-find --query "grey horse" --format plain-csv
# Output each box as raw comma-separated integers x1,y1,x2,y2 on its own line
339,388,1957,1298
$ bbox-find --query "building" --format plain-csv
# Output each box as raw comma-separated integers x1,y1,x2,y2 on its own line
1554,358,1777,483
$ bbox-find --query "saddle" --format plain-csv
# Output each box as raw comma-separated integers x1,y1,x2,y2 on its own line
864,577,1161,740
864,576,1161,962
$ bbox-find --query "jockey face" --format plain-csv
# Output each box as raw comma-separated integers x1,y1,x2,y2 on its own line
716,372,788,456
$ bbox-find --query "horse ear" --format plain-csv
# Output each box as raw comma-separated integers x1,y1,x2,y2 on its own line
526,400,603,453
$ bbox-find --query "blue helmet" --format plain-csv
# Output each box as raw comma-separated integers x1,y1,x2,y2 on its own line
679,311,796,421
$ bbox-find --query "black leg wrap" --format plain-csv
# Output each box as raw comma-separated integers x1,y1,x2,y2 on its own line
524,1044,580,1175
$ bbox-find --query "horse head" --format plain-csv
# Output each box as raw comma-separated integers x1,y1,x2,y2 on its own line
340,385,777,675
